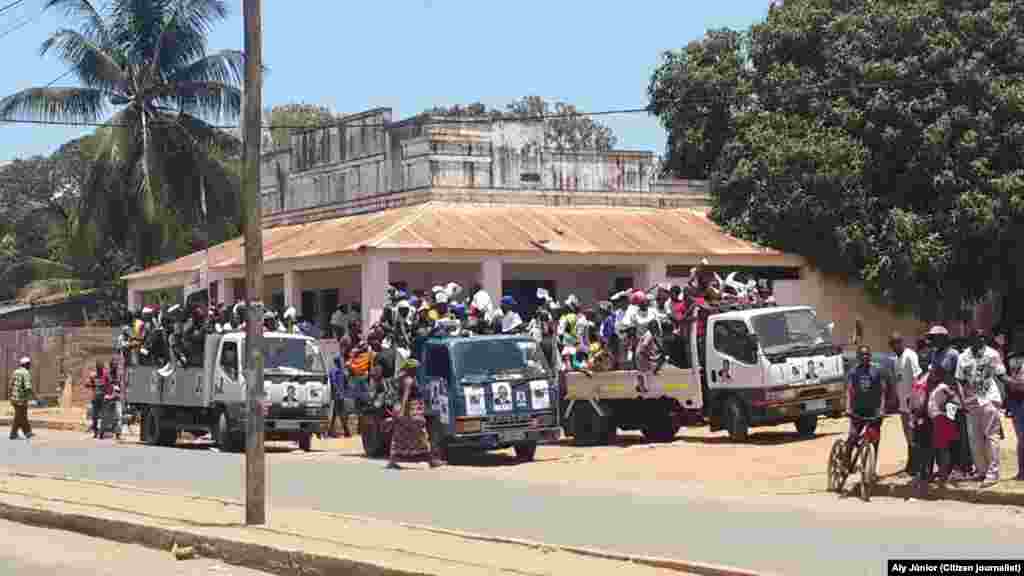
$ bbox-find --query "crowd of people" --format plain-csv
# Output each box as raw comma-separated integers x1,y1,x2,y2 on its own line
848,325,1024,496
117,300,325,369
324,261,778,468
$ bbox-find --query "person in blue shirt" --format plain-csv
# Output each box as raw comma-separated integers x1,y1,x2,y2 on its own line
328,355,351,437
845,344,886,465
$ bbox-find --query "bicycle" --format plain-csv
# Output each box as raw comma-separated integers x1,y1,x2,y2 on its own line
827,414,883,501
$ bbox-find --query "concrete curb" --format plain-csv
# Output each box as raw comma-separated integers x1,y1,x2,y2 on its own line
0,499,423,576
0,470,772,576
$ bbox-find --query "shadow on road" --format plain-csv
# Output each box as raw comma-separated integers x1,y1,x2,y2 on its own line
553,430,839,448
677,431,840,446
120,439,317,455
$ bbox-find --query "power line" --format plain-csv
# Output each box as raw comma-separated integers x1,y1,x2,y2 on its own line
0,106,656,129
0,0,28,16
1,72,1023,131
0,6,39,40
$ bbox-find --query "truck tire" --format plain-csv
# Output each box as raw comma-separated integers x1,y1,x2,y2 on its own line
514,442,538,462
642,413,679,443
147,407,177,447
795,414,818,437
216,411,243,452
298,432,313,452
571,402,608,446
725,396,749,442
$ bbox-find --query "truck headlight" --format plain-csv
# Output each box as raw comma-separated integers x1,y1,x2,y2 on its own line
455,419,482,433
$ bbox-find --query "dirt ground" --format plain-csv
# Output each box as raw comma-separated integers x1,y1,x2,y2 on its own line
15,405,1024,498
319,415,1024,497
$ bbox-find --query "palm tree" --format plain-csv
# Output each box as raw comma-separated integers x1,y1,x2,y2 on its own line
0,0,244,266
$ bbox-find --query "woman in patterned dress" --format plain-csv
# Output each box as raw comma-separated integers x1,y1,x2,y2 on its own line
387,359,442,469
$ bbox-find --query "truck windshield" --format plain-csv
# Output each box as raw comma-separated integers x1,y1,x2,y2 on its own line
254,338,326,374
456,339,550,381
750,309,833,355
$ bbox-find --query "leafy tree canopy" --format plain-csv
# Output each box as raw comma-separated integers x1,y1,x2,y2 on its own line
649,0,1024,320
264,103,341,150
0,0,244,268
425,95,617,151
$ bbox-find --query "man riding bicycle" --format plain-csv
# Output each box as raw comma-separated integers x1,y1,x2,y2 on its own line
845,344,887,465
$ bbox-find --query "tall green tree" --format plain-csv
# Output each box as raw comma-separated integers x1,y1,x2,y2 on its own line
0,0,244,268
265,103,340,150
649,0,1024,322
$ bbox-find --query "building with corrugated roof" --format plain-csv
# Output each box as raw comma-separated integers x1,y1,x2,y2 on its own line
122,108,925,349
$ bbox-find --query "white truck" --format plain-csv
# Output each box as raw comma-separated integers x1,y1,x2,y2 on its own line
563,304,845,444
125,331,332,451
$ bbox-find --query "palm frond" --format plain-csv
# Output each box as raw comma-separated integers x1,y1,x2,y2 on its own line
171,111,240,155
159,80,241,122
109,0,165,66
43,0,109,45
0,87,108,122
168,50,243,88
151,0,230,79
41,29,127,94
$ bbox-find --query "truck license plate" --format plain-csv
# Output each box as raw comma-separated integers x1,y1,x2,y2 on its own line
804,399,827,412
276,421,300,430
499,430,526,442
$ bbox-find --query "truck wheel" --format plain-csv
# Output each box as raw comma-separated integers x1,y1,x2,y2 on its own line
571,402,605,446
795,414,818,437
216,412,242,452
298,432,313,452
725,396,749,442
642,414,678,443
514,442,538,462
145,407,177,447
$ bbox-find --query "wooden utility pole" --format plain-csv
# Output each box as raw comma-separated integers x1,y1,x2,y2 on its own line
242,0,265,526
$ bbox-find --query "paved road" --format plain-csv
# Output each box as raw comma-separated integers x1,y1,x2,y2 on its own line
0,518,273,575
2,432,1021,576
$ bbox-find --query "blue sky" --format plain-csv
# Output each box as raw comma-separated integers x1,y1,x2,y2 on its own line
0,0,772,162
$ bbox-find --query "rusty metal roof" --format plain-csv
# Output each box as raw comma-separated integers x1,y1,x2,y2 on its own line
123,202,785,281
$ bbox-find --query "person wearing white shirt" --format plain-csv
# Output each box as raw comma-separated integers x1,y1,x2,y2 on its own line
955,330,1008,487
890,332,923,473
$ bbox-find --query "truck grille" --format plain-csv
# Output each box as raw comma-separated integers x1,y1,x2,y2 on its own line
483,414,534,430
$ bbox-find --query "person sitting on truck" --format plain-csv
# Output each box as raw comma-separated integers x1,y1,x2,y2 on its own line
845,344,887,466
281,307,300,334
499,296,523,334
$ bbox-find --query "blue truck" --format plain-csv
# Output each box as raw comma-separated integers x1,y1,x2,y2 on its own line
360,334,561,462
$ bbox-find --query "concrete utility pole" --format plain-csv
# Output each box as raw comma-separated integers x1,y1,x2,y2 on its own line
242,0,266,526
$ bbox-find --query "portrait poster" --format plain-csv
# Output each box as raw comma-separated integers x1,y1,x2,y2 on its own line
492,382,513,412
464,386,486,417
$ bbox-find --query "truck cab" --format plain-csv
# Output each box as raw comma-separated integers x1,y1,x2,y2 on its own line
360,334,561,462
700,305,844,440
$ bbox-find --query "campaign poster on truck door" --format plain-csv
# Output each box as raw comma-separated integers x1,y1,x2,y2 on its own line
464,386,486,417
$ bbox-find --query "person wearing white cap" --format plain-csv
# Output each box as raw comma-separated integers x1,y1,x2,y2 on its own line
9,356,34,440
282,306,299,334
925,324,970,479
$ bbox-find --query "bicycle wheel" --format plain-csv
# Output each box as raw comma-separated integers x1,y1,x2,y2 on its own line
827,439,846,493
859,443,877,502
